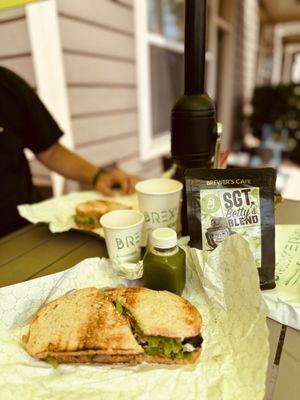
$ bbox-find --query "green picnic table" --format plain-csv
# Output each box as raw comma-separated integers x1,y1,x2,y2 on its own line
0,223,107,287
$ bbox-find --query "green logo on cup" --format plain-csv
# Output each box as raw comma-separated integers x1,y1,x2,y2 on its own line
143,207,177,224
116,232,141,250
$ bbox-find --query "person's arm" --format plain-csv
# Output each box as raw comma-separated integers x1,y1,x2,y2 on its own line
1,69,136,195
36,142,137,196
37,143,98,185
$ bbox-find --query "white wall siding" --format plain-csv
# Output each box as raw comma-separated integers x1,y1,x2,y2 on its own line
77,135,138,166
59,15,135,60
58,0,162,179
63,54,136,85
0,19,30,57
57,0,134,34
72,112,137,145
68,87,136,117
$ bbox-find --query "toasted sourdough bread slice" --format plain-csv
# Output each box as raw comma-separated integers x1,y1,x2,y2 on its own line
75,200,109,218
74,200,131,230
23,287,143,360
105,287,201,338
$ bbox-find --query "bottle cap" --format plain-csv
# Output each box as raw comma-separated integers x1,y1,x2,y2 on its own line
151,228,177,249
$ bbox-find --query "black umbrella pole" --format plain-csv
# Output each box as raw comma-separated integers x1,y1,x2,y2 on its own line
171,0,216,235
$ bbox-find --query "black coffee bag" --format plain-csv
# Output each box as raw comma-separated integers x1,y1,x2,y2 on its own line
185,168,276,290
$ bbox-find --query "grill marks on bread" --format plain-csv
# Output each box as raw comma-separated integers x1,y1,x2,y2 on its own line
24,287,142,359
105,288,201,338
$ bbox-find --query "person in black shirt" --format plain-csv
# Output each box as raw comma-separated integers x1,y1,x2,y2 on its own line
0,67,137,236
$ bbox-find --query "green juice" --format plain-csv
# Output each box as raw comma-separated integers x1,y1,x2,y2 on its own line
143,247,186,295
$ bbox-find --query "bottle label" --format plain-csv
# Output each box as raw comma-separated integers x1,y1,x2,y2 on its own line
150,246,179,257
200,187,261,268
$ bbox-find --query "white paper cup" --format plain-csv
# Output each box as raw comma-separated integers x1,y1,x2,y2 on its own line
135,178,183,245
100,210,144,263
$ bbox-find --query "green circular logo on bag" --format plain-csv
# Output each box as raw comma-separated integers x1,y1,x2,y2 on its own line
202,194,221,213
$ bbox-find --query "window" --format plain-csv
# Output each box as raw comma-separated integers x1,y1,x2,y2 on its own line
134,0,184,161
134,0,235,160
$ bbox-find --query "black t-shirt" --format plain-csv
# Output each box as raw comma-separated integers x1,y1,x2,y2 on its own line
0,67,63,236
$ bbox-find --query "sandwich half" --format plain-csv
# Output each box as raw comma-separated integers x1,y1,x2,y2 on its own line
23,287,143,364
105,288,202,364
73,200,131,230
23,287,202,365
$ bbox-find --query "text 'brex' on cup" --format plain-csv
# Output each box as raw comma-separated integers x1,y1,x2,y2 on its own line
100,210,144,263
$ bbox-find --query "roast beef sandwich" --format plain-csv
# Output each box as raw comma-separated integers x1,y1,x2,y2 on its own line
23,287,202,365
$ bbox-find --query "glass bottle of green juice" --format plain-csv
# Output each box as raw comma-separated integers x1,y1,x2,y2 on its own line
143,228,186,295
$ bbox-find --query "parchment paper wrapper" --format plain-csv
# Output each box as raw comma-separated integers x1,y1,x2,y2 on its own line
0,235,269,400
17,191,138,237
263,225,300,330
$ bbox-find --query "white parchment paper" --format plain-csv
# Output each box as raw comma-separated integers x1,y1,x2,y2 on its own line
262,224,300,330
18,191,139,237
0,235,269,400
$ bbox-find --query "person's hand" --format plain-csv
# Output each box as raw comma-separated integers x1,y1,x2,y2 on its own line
95,168,137,196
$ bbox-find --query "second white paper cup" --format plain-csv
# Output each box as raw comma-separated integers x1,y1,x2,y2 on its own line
135,178,183,246
100,210,144,263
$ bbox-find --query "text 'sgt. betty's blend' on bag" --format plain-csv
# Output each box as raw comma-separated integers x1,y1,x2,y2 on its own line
185,168,276,290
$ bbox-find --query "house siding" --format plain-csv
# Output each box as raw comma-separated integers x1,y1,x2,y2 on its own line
57,0,162,179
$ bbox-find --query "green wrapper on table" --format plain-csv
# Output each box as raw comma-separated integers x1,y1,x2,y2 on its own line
263,225,300,330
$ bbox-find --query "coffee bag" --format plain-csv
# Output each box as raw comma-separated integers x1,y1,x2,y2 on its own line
185,168,276,290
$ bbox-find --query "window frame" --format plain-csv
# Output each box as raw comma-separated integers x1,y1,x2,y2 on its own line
134,0,184,161
134,0,235,161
